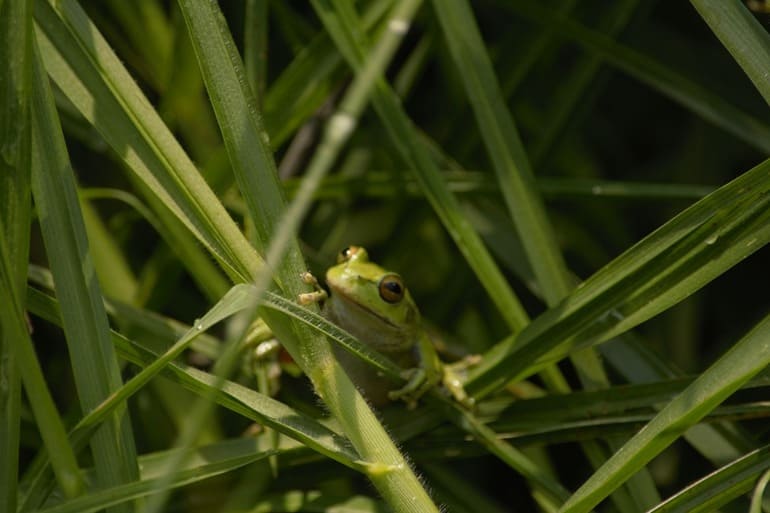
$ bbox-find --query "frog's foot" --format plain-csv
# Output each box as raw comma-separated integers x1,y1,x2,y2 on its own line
298,271,328,305
388,368,437,410
442,355,481,410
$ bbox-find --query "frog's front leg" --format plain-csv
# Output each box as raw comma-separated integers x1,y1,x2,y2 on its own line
387,333,443,409
388,333,476,409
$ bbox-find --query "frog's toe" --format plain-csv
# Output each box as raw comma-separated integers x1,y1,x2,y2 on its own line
441,364,476,410
388,368,430,407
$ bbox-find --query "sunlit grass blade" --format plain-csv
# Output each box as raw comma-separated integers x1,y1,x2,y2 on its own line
176,0,293,264
81,187,230,302
750,468,770,513
559,312,770,512
79,199,139,302
179,2,446,511
29,33,138,511
468,157,770,398
33,0,261,282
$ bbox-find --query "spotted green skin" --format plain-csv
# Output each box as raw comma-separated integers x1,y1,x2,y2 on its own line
324,247,442,407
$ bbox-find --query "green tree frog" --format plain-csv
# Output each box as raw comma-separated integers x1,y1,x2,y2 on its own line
302,246,473,409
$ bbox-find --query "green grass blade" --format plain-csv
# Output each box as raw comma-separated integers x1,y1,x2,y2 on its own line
23,286,361,474
79,199,139,302
37,438,277,513
529,0,643,167
82,187,230,303
505,1,770,155
750,468,770,513
691,0,770,107
0,241,85,502
468,157,770,398
313,0,529,332
0,0,33,509
179,3,445,511
177,0,290,262
33,0,261,282
648,445,770,513
244,0,268,103
29,33,139,511
427,16,623,498
559,313,770,512
432,0,570,305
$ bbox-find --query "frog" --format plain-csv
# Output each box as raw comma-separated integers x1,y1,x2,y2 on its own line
300,246,474,409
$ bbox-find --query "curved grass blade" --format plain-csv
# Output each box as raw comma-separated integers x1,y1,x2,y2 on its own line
0,226,84,502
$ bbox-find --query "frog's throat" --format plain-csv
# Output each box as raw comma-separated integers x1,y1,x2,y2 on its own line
330,287,405,331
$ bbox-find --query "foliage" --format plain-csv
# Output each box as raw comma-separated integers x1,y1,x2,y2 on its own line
3,0,770,512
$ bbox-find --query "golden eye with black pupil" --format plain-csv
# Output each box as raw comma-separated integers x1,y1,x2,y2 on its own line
337,247,352,263
338,246,362,263
378,274,404,304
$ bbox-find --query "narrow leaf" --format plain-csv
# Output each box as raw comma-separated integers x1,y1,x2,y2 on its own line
560,313,770,512
29,31,138,509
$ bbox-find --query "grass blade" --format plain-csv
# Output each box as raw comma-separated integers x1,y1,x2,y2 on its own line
22,286,362,496
691,0,770,107
560,313,770,512
432,0,571,305
468,157,770,398
648,445,770,513
33,0,261,282
0,242,84,502
29,32,139,511
0,0,33,509
38,439,277,513
505,1,770,155
313,0,529,331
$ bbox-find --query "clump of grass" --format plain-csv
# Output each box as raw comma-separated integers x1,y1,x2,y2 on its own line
3,1,770,512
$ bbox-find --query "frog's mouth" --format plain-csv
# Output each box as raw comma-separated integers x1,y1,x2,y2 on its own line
329,286,404,331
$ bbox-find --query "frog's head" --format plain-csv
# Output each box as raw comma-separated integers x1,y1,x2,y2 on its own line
325,246,419,330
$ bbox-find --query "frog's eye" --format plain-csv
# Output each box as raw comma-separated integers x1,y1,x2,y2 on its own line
337,246,357,264
338,246,366,263
378,274,405,304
